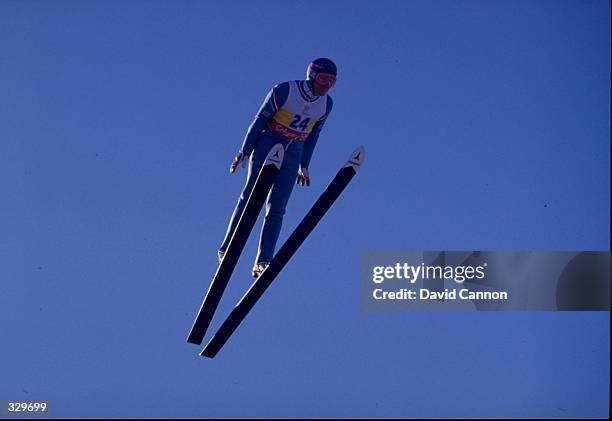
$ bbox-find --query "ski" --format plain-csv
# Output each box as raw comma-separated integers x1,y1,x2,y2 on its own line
187,144,284,345
200,146,365,358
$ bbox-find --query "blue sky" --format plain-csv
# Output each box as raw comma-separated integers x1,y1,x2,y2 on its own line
1,0,609,418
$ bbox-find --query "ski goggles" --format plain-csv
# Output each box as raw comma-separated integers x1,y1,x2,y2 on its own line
314,72,336,88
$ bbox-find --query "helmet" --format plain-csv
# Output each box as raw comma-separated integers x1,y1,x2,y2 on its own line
306,58,337,84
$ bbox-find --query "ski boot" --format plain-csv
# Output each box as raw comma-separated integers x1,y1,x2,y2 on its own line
252,262,269,278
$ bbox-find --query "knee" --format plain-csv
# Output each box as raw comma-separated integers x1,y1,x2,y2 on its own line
265,203,287,219
266,191,292,219
238,181,257,203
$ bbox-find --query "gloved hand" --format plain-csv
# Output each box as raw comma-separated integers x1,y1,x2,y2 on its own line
229,151,246,173
297,167,310,187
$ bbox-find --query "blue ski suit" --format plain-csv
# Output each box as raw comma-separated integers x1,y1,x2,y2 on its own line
219,80,334,263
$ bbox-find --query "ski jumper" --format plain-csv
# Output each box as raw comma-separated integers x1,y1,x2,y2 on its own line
219,80,334,263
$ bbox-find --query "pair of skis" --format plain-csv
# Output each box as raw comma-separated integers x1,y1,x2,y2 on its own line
187,144,365,358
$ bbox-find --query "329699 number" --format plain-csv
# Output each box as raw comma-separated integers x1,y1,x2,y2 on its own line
7,402,48,412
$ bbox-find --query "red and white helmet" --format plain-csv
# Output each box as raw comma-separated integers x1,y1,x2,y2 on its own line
306,58,337,89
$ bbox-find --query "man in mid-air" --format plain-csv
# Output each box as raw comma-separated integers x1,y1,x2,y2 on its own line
219,58,337,278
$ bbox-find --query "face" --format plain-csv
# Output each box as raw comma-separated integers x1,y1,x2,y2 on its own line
312,72,336,96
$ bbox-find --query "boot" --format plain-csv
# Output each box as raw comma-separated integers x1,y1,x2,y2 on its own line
251,262,269,278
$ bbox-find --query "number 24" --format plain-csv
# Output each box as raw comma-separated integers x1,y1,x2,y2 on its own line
289,115,310,131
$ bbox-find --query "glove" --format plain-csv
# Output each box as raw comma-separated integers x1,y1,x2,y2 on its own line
297,167,310,187
229,151,246,173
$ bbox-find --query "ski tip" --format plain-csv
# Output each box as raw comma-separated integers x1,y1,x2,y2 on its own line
344,145,365,171
200,349,215,359
186,337,202,346
265,144,284,170
200,343,217,359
